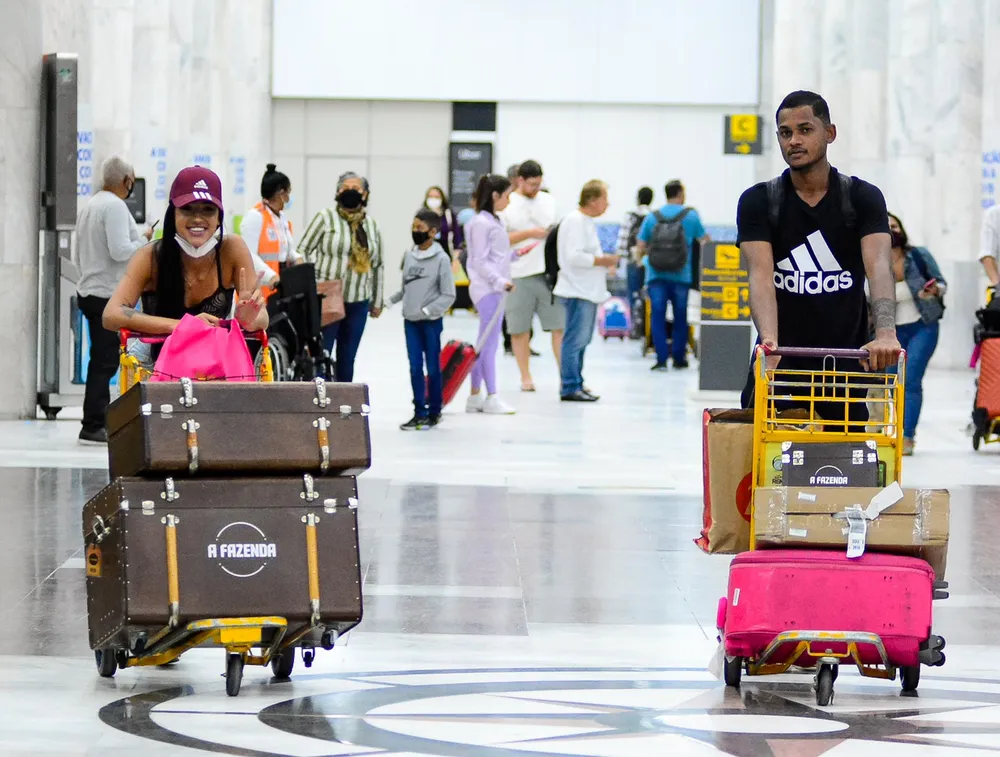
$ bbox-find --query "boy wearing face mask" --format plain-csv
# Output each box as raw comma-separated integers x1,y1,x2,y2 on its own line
388,209,456,430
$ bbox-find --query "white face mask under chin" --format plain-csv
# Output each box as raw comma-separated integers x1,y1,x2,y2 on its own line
175,232,219,259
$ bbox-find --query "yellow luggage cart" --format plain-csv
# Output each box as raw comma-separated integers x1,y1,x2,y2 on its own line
106,327,286,696
721,346,925,705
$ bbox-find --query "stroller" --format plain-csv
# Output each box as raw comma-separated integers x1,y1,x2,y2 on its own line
972,293,1000,449
266,263,335,381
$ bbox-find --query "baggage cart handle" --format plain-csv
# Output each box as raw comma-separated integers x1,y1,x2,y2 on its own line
760,346,870,360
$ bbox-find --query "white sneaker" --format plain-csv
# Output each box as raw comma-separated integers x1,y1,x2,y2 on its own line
482,395,516,415
466,393,485,413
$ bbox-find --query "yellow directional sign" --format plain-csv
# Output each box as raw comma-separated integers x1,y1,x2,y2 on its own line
724,115,763,156
700,242,751,322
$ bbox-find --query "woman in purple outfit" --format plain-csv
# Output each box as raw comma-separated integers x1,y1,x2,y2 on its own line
464,174,517,415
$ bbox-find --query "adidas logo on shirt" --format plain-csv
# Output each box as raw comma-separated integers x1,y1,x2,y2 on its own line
774,231,854,294
194,179,209,190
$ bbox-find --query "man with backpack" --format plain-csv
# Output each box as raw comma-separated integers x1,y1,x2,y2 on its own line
737,90,899,416
636,180,710,370
617,186,654,323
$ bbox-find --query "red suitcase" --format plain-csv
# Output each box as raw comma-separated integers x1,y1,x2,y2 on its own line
976,338,1000,418
440,340,477,407
433,298,506,409
718,549,947,704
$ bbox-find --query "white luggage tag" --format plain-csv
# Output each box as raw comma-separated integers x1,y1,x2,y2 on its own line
864,481,903,520
844,505,868,559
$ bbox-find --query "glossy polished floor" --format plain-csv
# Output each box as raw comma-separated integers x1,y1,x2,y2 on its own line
2,312,1000,756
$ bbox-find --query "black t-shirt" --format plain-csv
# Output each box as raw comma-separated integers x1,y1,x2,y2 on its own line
736,167,889,350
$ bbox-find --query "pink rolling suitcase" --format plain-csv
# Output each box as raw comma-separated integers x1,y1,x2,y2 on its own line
597,297,631,340
717,549,947,705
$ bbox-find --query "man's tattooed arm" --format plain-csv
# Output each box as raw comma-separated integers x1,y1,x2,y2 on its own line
871,297,895,332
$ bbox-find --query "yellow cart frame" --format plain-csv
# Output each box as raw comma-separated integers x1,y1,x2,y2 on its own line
728,345,912,704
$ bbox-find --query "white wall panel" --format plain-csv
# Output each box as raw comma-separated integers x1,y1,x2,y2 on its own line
272,0,761,106
305,100,371,157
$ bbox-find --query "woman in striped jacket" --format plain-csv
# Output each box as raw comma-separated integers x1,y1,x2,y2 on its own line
299,172,384,382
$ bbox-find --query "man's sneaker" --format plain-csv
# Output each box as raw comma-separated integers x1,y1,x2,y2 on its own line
78,428,107,446
482,395,516,414
400,416,429,431
673,360,690,370
466,394,485,413
651,361,668,372
428,415,442,427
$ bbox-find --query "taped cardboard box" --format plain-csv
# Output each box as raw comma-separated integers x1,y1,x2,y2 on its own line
753,485,950,578
697,409,754,554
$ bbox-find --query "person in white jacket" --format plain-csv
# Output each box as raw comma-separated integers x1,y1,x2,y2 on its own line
240,163,302,290
553,180,619,402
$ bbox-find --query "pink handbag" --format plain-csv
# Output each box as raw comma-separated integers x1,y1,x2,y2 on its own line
149,315,256,382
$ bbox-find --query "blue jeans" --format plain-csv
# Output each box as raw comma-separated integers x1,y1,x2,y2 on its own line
321,299,369,382
890,320,939,440
404,318,444,418
648,279,689,363
560,297,598,396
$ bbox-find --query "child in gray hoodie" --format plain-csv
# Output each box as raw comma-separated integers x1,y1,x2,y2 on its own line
389,209,456,430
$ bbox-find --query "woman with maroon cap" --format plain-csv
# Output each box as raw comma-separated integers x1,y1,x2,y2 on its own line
103,166,268,335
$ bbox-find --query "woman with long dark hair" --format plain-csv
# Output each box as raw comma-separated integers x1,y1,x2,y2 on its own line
103,166,267,335
464,173,517,415
887,212,946,455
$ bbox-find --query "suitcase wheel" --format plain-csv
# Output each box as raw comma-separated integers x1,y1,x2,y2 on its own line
95,648,118,679
900,664,920,693
724,655,743,688
815,664,835,706
226,653,244,697
974,430,982,450
270,648,295,679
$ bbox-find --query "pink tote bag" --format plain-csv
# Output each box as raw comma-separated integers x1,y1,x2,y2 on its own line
149,315,256,382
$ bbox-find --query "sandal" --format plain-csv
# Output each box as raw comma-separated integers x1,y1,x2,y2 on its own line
521,382,536,393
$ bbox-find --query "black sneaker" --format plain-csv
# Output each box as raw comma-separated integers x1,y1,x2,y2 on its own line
651,361,668,372
428,415,442,427
400,416,429,431
673,360,690,370
78,428,107,446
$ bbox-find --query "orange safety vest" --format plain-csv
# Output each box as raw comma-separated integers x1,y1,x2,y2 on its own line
254,202,293,300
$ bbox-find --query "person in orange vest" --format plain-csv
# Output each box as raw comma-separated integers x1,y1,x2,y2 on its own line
241,163,302,298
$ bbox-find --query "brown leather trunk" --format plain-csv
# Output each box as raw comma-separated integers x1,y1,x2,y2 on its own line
83,476,363,652
106,379,371,478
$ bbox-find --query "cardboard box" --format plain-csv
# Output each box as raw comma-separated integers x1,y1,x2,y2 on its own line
753,486,950,578
781,441,882,487
697,409,754,554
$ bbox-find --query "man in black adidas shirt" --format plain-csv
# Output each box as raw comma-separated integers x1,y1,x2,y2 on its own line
737,90,900,412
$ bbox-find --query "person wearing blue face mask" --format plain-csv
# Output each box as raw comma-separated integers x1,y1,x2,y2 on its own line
241,163,303,297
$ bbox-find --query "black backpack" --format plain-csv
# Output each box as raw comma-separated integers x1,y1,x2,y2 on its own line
625,211,645,253
766,172,856,229
543,222,561,291
647,208,693,272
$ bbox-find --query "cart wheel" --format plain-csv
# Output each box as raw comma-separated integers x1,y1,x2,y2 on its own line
95,649,118,678
974,431,982,450
321,631,336,651
816,664,835,706
270,649,295,679
225,654,244,697
901,665,920,692
41,406,61,421
724,656,743,688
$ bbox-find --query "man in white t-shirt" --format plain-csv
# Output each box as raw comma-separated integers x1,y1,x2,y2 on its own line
980,204,1000,292
500,160,560,392
554,180,619,402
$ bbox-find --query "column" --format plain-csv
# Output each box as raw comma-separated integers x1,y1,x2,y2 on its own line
819,0,852,167
0,2,43,417
930,0,984,368
844,0,889,188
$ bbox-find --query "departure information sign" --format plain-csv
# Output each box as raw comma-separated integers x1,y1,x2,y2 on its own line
700,243,750,321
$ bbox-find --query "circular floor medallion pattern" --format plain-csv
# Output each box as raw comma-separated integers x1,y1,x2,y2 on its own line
99,667,1000,756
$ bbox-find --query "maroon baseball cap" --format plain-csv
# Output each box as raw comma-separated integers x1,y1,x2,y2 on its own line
170,165,223,209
